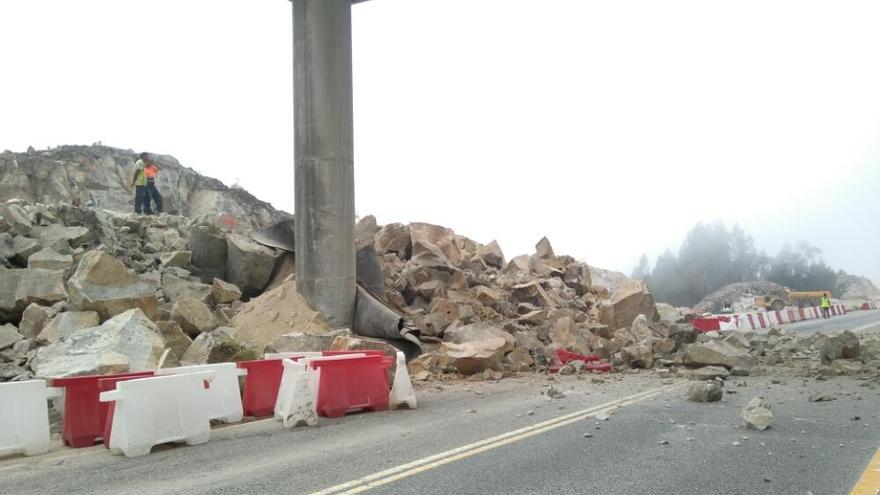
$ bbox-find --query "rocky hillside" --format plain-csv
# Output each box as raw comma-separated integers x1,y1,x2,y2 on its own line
837,274,880,301
0,145,288,230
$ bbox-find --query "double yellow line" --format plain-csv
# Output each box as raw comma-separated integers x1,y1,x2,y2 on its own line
308,383,679,495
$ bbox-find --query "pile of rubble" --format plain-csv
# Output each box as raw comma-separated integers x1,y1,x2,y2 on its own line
0,198,335,381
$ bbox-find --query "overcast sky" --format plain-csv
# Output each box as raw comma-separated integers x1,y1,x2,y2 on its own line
1,0,878,284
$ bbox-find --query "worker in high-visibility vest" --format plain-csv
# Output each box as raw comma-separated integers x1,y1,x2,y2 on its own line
820,293,832,319
144,156,163,214
130,152,152,215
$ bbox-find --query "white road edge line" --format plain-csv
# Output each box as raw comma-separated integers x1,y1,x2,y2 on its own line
307,383,680,495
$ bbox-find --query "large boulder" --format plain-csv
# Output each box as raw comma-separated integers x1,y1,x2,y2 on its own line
742,397,772,431
620,343,654,369
441,338,506,375
608,280,659,329
409,223,462,266
225,234,278,297
36,311,100,344
189,224,228,282
230,276,330,353
688,382,723,402
212,278,242,304
156,321,193,363
444,322,515,353
171,298,218,337
159,251,192,269
265,328,352,354
66,250,158,321
161,272,212,304
374,223,411,257
0,323,22,349
32,309,165,378
535,237,555,259
548,317,592,355
474,240,505,269
0,267,67,322
18,303,56,339
682,340,754,375
27,248,73,272
30,224,90,251
11,236,41,266
821,330,860,362
180,326,254,365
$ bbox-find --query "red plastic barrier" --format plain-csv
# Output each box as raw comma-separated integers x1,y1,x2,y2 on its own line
548,349,611,373
310,355,392,418
50,371,154,447
237,359,284,417
692,318,722,332
555,349,600,364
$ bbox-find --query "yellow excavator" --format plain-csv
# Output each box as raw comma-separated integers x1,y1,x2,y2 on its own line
754,290,832,311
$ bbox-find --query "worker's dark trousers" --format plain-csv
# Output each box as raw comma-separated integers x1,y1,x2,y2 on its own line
134,186,152,214
822,307,830,319
146,179,163,213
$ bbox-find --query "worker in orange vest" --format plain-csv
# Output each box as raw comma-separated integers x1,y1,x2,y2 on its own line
144,156,163,214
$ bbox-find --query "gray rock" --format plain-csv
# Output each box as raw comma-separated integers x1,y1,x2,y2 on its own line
821,330,859,362
31,224,90,251
18,303,56,339
678,365,730,380
212,278,242,305
159,251,192,268
0,267,67,322
688,382,723,402
161,272,212,304
0,323,23,350
27,247,73,271
32,309,165,378
156,321,193,362
683,340,754,375
265,328,352,354
171,298,218,337
0,232,14,260
225,234,278,297
11,236,41,265
36,311,100,344
0,203,32,236
67,250,158,321
808,393,835,402
474,240,505,269
180,326,253,365
189,224,227,282
742,397,772,430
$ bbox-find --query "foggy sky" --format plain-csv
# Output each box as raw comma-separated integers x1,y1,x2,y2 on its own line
1,0,878,285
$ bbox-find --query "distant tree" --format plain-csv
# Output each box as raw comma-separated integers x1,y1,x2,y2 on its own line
641,223,842,305
631,254,650,280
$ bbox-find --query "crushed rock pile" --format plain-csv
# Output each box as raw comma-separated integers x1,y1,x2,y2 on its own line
693,281,787,314
0,197,329,381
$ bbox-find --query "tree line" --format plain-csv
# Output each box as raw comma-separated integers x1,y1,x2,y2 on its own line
631,222,841,307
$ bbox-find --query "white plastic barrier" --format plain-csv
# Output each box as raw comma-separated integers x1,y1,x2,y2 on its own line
157,363,246,423
100,371,215,457
275,359,320,428
274,354,366,426
389,351,417,410
0,380,61,457
264,352,322,360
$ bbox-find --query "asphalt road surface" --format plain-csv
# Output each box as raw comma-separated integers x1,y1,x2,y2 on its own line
2,367,879,495
782,308,880,335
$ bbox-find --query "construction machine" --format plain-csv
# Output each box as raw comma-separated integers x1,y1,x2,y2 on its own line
754,290,832,311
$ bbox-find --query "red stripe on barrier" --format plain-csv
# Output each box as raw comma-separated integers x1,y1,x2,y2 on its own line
757,313,767,328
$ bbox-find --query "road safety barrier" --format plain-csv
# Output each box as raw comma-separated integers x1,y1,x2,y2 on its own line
390,351,418,410
274,354,366,421
2,348,415,459
0,380,61,457
694,304,848,332
310,354,392,418
51,371,154,448
100,372,215,457
547,349,612,373
157,363,247,423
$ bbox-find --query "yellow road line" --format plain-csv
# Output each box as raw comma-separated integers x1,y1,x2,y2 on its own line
850,448,880,495
308,383,679,495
